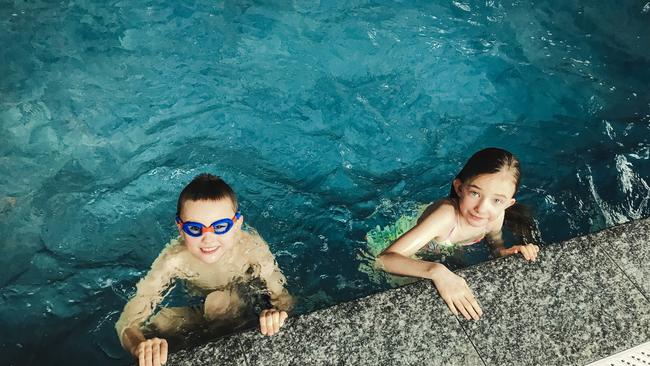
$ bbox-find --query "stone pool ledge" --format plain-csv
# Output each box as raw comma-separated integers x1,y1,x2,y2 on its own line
165,218,650,366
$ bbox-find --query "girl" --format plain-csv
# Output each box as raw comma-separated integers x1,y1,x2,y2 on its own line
377,147,539,321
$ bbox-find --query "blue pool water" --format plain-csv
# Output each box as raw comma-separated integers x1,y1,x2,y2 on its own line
1,0,649,364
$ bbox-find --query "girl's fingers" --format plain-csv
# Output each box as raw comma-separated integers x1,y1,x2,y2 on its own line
443,297,459,317
454,299,471,320
280,311,288,326
466,295,483,317
460,297,479,320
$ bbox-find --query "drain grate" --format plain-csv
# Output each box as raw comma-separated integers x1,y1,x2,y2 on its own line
586,341,650,366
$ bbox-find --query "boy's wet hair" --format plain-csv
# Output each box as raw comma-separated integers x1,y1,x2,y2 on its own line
449,147,520,199
176,174,238,216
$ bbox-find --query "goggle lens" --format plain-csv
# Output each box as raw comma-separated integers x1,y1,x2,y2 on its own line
213,221,232,234
186,224,203,236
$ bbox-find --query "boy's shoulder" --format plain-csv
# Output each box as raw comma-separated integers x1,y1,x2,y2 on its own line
236,227,276,264
238,227,271,251
153,237,190,270
236,227,278,277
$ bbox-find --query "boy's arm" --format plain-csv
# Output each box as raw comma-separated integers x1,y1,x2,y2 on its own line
121,326,147,356
248,235,294,312
258,252,294,312
115,245,178,353
251,240,292,337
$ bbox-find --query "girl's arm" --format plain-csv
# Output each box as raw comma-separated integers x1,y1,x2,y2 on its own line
485,229,510,257
377,202,455,279
485,211,514,256
377,202,483,320
486,212,539,261
378,251,449,280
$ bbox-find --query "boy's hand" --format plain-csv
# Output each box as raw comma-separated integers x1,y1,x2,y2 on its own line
430,266,483,321
499,244,539,261
259,308,288,336
134,338,168,366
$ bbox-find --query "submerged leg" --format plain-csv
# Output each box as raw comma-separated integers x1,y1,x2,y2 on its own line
145,306,204,338
203,289,243,322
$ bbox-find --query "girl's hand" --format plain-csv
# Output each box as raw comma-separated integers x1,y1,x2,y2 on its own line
259,308,288,336
518,244,539,261
134,338,168,366
430,266,483,320
501,244,539,261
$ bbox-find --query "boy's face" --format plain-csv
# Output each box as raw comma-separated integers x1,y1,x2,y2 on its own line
178,198,242,264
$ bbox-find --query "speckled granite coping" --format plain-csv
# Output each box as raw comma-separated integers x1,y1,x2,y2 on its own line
164,218,650,366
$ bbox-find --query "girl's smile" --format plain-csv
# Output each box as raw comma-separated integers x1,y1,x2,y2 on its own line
468,212,486,222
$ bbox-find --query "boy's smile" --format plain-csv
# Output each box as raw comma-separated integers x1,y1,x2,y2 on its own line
178,198,242,264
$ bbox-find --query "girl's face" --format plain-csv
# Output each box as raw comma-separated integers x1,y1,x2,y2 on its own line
453,171,517,227
178,198,243,264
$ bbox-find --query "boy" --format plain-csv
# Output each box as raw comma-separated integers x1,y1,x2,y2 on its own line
116,174,293,366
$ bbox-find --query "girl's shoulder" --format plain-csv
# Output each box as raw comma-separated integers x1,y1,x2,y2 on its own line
418,198,458,223
416,198,458,238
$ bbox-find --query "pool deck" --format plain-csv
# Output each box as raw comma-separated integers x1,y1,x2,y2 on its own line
164,218,650,366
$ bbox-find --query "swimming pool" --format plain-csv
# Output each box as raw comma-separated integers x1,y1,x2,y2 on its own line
1,0,648,365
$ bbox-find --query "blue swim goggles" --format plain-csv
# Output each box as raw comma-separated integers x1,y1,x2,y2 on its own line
175,212,241,237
